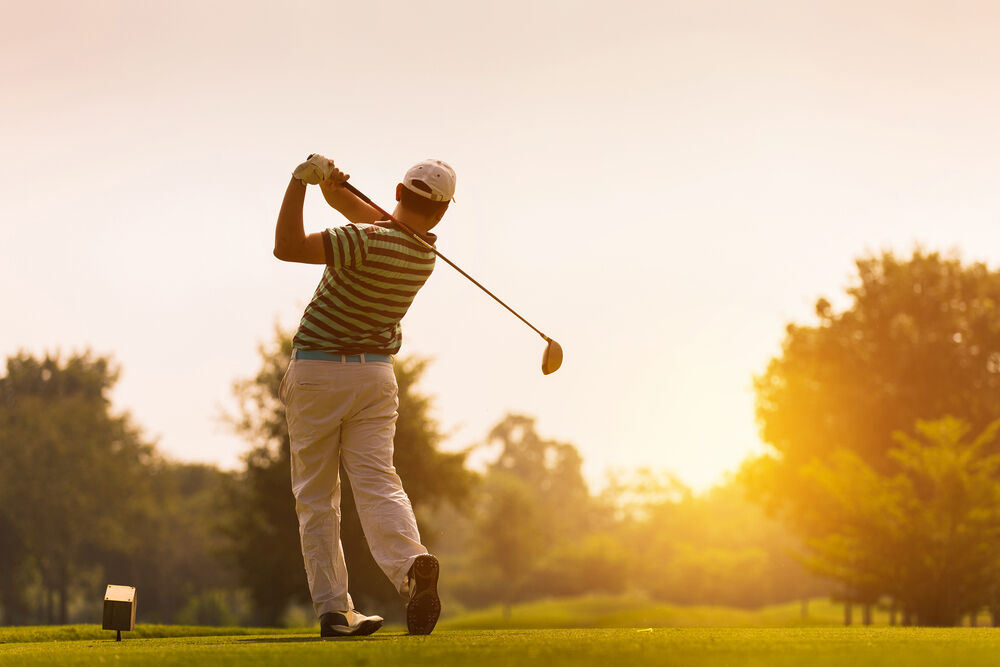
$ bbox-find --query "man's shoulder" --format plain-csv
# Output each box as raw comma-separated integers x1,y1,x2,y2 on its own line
340,221,388,240
356,220,395,233
361,223,435,249
327,222,394,246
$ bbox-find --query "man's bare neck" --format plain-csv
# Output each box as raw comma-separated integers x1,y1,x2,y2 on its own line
390,205,434,235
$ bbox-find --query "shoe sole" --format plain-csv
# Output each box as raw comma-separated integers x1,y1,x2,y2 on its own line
406,555,441,635
321,618,383,638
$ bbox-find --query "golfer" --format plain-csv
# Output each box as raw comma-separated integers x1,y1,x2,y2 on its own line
273,154,454,637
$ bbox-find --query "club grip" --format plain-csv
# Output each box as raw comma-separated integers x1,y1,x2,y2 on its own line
343,182,373,205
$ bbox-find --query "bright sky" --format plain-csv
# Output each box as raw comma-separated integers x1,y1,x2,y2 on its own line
4,0,1000,491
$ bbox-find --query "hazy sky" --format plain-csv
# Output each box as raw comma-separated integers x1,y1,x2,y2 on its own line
4,0,1000,491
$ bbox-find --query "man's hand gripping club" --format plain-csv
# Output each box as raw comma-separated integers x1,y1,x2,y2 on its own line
292,154,348,186
275,154,382,264
294,153,382,223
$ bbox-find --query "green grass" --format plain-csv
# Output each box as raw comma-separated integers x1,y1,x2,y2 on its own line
439,595,855,629
0,623,313,644
0,598,991,665
3,627,1000,666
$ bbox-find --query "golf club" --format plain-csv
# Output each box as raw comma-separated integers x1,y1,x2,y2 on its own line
342,181,563,375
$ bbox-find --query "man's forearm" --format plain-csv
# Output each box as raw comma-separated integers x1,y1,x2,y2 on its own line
274,177,308,258
320,183,383,223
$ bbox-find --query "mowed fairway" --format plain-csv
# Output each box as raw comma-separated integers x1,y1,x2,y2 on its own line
4,627,1000,666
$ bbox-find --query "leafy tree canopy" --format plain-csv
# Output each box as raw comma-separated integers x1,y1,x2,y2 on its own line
0,351,153,623
800,417,1000,626
756,248,1000,475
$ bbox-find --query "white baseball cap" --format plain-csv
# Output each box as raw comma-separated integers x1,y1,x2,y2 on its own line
402,159,457,202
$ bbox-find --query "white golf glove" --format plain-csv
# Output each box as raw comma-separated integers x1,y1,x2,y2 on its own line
292,154,336,185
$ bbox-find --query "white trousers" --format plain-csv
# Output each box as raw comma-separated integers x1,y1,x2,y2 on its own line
280,357,427,616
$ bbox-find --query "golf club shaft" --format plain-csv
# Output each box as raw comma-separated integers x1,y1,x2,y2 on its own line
342,181,553,342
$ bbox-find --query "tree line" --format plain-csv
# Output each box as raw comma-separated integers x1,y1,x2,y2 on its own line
0,338,816,626
3,248,998,627
0,353,236,624
750,248,1000,626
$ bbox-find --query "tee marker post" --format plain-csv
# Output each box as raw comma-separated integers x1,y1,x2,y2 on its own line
102,584,136,641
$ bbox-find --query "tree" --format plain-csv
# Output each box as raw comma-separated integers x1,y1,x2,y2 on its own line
606,469,824,608
436,423,825,612
466,470,547,613
457,414,614,611
755,249,1000,479
224,328,475,623
486,415,593,531
0,512,31,625
800,417,1000,626
750,250,1000,610
751,248,1000,624
124,461,241,624
0,351,154,623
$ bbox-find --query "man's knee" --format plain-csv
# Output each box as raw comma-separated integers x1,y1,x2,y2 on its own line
294,485,343,526
349,464,404,496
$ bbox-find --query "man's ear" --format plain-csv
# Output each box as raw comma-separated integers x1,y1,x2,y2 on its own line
395,183,404,201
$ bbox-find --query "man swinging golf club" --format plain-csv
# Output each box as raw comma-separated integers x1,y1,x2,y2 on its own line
273,154,452,637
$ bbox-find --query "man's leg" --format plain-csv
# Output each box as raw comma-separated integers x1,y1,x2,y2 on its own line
339,361,440,633
282,359,354,617
339,362,428,591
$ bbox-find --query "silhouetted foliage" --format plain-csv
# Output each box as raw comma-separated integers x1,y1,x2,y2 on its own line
454,415,620,611
0,351,153,624
445,425,821,611
800,418,1000,626
125,462,239,624
752,249,1000,623
755,249,1000,479
612,470,825,607
0,351,248,626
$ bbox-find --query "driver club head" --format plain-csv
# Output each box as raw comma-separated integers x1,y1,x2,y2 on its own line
542,339,563,375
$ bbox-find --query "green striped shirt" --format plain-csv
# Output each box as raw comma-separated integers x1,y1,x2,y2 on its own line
292,222,437,355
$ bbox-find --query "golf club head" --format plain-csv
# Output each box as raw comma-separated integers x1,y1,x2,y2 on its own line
542,339,563,375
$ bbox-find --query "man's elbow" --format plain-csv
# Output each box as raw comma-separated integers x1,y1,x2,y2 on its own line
273,237,298,261
276,243,304,262
273,234,323,264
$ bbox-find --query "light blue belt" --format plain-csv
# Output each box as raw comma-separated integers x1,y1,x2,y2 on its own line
293,350,392,363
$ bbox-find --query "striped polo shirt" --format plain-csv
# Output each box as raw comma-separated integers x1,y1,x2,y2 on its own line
292,222,437,355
